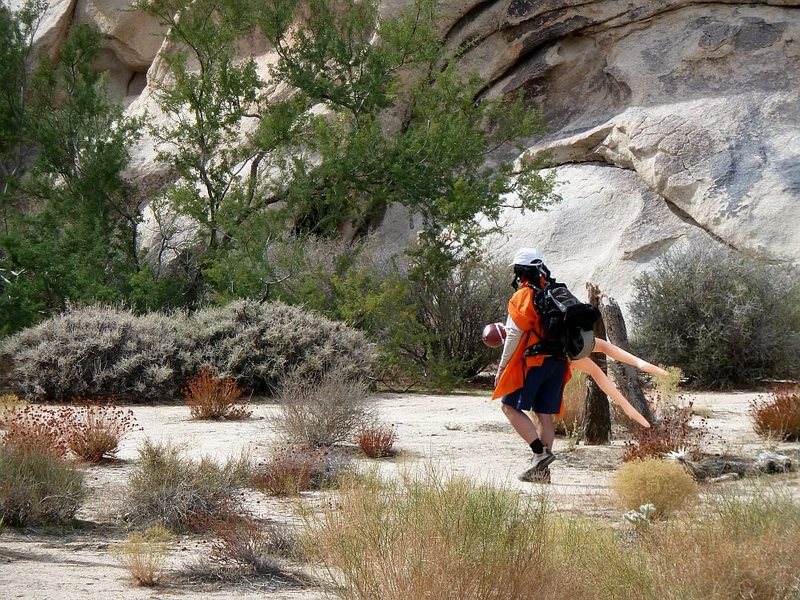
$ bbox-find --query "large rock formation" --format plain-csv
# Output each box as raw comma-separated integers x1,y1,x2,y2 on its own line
12,0,800,309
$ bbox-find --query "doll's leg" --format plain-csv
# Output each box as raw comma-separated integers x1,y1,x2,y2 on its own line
593,339,669,378
571,357,651,428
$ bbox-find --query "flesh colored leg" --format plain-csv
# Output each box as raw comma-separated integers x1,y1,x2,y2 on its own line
593,338,669,378
571,357,651,428
501,404,540,444
534,412,555,450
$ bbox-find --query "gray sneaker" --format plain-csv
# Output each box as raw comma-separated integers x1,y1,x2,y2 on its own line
518,450,555,482
518,466,551,483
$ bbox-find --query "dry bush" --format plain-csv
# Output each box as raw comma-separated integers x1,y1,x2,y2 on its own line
622,400,707,462
252,447,331,496
0,446,86,526
554,371,586,435
750,388,800,441
273,369,370,448
306,470,555,599
355,422,397,458
182,367,251,420
65,400,139,463
112,525,173,587
613,457,698,518
2,307,188,401
207,517,284,576
187,299,376,394
0,404,70,458
125,440,251,532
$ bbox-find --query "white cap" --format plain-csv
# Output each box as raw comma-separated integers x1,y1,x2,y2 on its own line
510,247,544,266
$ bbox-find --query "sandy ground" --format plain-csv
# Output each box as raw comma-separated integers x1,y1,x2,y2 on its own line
1,390,798,599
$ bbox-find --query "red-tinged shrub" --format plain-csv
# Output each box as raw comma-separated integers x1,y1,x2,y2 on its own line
356,423,397,458
0,405,70,458
751,389,800,441
182,367,251,420
66,399,140,463
623,402,708,462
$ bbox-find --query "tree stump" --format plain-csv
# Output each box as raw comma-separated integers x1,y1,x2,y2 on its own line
596,294,653,423
582,284,611,445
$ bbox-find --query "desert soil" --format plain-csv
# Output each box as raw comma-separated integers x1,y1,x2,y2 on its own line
1,390,798,599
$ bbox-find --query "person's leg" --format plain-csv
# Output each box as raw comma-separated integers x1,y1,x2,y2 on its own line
534,412,555,451
501,403,540,444
571,357,650,427
593,339,669,378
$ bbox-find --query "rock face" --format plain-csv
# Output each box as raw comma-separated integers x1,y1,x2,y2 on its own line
13,0,800,310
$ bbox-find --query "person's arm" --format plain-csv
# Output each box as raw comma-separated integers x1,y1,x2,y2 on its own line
495,316,523,386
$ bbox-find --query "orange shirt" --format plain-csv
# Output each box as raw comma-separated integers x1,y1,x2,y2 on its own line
491,285,572,405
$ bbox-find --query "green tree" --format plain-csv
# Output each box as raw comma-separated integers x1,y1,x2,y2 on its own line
139,0,556,305
0,5,142,336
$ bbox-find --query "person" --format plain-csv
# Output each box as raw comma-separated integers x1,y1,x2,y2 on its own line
492,248,663,483
492,248,570,483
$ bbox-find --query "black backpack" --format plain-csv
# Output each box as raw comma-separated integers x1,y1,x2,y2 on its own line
526,281,600,360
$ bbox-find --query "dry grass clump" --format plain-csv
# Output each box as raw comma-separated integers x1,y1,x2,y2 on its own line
273,369,370,448
355,421,397,458
613,457,698,518
125,440,251,532
750,388,800,441
306,470,554,599
0,393,25,414
0,446,86,526
65,400,139,463
554,371,586,435
252,447,342,496
182,367,251,420
112,524,174,587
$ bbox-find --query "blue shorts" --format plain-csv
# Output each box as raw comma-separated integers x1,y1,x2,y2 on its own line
500,356,567,414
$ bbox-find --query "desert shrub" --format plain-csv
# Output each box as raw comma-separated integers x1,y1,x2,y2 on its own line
0,446,86,526
0,393,25,414
112,524,174,587
207,517,285,576
65,400,139,463
186,299,376,394
306,469,553,599
2,307,189,400
252,447,343,496
0,404,70,458
554,371,586,435
613,457,698,518
750,388,800,441
273,369,370,448
630,243,800,387
622,400,707,462
125,440,251,532
355,421,397,458
182,367,251,420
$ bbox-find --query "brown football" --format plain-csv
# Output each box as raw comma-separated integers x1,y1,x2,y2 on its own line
481,322,506,348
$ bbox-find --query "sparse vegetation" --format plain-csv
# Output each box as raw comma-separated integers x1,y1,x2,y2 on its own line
252,447,333,496
125,440,251,532
206,517,285,576
65,400,139,463
355,421,397,458
182,367,251,420
613,457,699,518
0,404,69,458
0,446,86,526
750,388,800,441
273,369,370,448
112,525,174,587
622,400,707,462
554,371,586,436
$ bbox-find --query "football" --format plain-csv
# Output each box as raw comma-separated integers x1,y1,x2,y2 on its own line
481,322,506,348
